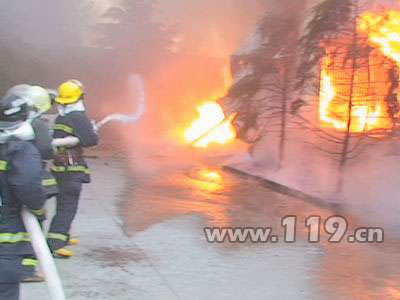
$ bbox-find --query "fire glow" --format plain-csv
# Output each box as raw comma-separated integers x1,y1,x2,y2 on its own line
185,102,236,148
360,11,400,65
319,10,400,133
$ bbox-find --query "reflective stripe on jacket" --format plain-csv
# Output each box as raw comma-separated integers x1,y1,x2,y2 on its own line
52,111,98,183
0,141,46,255
51,165,90,174
0,232,30,243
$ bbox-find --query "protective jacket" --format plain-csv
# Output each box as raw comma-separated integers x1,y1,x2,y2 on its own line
51,111,99,183
31,118,58,199
0,141,46,258
31,118,54,160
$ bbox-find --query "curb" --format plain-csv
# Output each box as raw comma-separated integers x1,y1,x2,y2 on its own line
222,165,330,209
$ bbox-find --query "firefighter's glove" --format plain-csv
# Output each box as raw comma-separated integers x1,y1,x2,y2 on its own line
91,120,99,134
52,137,80,150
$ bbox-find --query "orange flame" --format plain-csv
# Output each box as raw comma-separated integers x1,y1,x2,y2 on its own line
319,10,400,133
359,11,400,65
320,54,393,132
185,102,236,148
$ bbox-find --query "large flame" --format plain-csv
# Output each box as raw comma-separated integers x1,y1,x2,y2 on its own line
320,52,393,132
185,102,236,148
359,11,400,65
319,10,400,133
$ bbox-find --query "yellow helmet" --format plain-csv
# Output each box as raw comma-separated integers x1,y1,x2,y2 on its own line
55,80,84,105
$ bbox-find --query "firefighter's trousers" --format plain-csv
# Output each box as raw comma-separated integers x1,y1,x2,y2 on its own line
48,173,82,250
0,283,18,300
0,256,26,300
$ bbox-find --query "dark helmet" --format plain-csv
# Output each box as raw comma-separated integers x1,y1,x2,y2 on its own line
0,93,30,129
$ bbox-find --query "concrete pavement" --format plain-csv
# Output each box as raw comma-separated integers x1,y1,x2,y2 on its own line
21,149,320,300
20,147,400,299
21,151,179,300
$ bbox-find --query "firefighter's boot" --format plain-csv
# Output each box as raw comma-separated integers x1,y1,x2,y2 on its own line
54,248,74,259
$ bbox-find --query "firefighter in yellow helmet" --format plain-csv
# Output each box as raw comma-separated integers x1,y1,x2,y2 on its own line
47,80,99,258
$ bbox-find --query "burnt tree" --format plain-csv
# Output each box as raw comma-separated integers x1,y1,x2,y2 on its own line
225,12,304,168
256,14,304,168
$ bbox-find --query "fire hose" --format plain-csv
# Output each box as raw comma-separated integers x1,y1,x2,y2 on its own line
21,208,66,300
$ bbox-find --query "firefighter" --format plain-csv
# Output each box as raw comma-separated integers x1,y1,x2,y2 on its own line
47,80,99,258
0,93,46,300
6,85,58,197
2,85,59,283
6,84,54,159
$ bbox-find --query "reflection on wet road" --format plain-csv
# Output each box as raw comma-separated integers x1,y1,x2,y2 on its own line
121,159,400,300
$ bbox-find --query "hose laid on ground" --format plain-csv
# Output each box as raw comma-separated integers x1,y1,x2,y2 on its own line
21,208,66,300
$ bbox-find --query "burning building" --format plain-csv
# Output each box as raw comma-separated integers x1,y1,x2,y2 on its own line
199,0,400,202
181,0,400,186
319,10,400,135
217,0,400,153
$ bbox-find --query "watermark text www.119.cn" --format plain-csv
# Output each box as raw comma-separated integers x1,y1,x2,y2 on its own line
204,216,384,244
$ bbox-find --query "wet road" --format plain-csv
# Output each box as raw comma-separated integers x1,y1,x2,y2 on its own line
120,155,400,300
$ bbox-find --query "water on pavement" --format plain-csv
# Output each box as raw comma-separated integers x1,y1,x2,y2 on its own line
120,155,400,300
